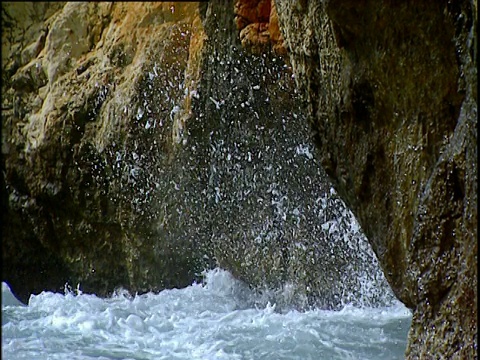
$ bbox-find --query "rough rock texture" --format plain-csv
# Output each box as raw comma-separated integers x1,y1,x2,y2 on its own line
2,2,209,301
2,0,391,313
233,0,286,56
275,0,477,358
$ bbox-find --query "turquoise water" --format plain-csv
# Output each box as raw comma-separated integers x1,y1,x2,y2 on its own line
2,268,411,360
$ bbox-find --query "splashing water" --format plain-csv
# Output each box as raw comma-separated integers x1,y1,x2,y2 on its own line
2,269,412,360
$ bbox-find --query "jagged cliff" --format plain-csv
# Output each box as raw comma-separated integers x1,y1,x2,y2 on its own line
1,0,477,358
275,0,477,358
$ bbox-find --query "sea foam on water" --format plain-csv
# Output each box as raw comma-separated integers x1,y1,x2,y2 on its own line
2,268,411,360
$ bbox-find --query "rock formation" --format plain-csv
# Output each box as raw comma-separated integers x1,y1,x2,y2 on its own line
2,2,209,301
274,0,477,357
2,0,477,358
2,0,391,312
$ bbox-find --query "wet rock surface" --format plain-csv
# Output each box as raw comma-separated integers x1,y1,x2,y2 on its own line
275,0,477,357
2,2,206,301
189,1,393,310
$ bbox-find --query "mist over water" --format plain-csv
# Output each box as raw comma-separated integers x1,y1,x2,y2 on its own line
2,269,411,360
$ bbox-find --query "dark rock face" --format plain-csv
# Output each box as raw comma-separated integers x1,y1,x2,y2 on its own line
190,0,394,310
275,0,477,357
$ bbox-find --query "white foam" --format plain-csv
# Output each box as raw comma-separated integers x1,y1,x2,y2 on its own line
2,282,26,307
2,269,411,360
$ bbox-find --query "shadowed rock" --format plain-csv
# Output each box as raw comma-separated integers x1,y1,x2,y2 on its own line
275,0,477,357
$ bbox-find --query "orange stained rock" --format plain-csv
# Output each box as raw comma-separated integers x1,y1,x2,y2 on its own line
269,0,287,56
234,0,271,28
234,0,286,56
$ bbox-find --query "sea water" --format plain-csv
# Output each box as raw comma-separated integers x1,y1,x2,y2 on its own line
2,268,412,360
